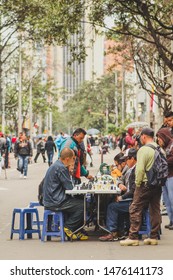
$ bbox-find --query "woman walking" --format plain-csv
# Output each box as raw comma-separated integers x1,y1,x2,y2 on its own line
45,136,57,166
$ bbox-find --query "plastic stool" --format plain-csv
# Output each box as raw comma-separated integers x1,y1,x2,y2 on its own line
29,201,43,226
41,210,65,242
29,202,41,208
10,208,41,240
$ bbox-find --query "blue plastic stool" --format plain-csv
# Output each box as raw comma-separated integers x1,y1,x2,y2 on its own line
29,201,43,226
41,210,65,242
10,208,41,240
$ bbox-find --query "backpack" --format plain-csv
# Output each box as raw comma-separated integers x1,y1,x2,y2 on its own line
145,144,168,187
38,178,44,206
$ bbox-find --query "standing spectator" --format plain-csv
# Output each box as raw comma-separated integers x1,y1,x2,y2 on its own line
0,132,6,156
120,127,162,246
14,134,33,179
0,133,6,174
45,136,57,166
54,132,66,152
34,137,46,163
5,135,11,168
60,128,93,185
11,134,17,152
124,128,136,149
118,132,126,151
156,127,173,230
165,111,173,135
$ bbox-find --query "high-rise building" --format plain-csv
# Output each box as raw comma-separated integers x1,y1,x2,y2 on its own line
46,22,104,111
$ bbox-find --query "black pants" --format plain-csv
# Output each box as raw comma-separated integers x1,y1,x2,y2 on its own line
34,152,46,162
45,197,84,232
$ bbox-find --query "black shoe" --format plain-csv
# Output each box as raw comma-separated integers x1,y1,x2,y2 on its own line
169,225,173,230
165,223,172,229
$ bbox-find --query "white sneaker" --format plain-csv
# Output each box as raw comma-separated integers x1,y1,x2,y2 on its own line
20,174,23,178
23,176,27,179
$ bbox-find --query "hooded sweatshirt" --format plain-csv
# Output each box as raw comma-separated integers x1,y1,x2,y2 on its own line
156,127,173,177
125,128,136,148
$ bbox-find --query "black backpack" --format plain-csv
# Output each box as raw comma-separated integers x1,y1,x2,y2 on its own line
38,178,44,206
145,144,168,187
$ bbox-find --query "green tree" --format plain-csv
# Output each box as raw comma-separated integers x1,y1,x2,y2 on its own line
62,73,132,134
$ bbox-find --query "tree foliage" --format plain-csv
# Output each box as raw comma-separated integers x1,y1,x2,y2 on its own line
61,73,132,134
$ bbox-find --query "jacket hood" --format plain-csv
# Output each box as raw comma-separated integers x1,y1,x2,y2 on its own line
127,127,134,136
156,127,172,147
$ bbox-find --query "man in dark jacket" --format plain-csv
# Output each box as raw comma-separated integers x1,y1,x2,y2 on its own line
99,148,137,241
43,147,88,241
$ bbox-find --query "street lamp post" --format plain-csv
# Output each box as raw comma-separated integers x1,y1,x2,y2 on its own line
18,39,22,134
171,15,173,111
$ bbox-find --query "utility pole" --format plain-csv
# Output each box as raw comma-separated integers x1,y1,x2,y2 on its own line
0,16,3,130
106,97,109,133
18,39,22,134
1,80,5,133
171,15,173,111
29,77,32,136
121,64,125,123
114,71,119,127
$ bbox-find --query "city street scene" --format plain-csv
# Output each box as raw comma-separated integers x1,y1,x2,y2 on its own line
0,0,173,266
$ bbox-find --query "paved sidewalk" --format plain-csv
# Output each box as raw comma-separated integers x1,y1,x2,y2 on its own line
0,148,172,260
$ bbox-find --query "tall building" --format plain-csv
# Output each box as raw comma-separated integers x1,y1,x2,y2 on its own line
46,23,104,111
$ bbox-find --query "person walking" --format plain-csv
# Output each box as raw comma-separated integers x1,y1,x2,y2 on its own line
120,127,162,246
34,137,46,163
45,136,57,166
14,134,33,179
156,127,173,230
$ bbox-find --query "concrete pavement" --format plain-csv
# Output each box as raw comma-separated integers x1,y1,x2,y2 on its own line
0,149,172,260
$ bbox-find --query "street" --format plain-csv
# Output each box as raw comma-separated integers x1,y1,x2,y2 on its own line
0,149,172,260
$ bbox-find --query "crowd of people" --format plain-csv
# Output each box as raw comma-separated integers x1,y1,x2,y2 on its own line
1,113,173,244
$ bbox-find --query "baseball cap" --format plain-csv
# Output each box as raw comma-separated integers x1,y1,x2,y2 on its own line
140,127,154,137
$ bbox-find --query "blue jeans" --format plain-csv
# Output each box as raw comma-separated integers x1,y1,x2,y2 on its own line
106,200,132,232
163,177,173,224
47,152,54,166
18,155,29,176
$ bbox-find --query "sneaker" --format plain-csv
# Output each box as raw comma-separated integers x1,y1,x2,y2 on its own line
64,227,78,240
76,232,89,241
19,174,23,178
120,238,139,246
165,222,172,229
99,232,117,241
23,176,27,179
143,238,158,245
